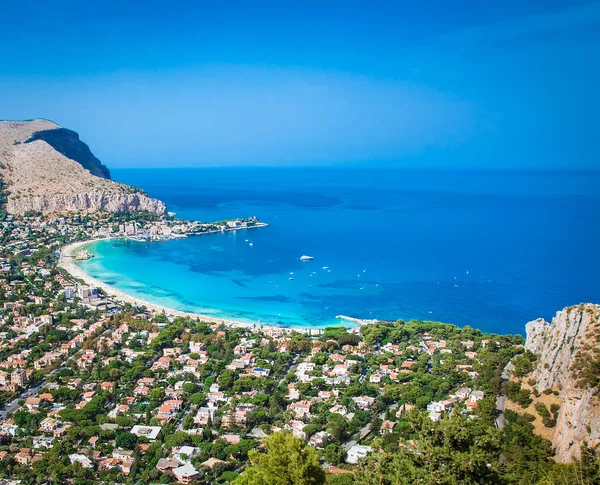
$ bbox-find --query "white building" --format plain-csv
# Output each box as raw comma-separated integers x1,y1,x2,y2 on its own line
346,445,372,464
131,425,162,441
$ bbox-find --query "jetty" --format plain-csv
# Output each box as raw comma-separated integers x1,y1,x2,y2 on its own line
336,315,379,325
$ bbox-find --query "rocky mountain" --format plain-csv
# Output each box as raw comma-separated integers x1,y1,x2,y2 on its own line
525,303,600,462
0,119,165,215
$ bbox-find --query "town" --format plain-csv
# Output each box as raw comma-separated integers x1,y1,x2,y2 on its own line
0,210,568,484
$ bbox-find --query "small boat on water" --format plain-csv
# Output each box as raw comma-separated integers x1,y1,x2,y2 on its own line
249,243,254,246
300,255,314,261
289,277,294,281
322,266,329,270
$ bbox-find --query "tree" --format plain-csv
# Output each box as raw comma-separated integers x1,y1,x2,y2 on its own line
234,432,325,485
116,431,138,450
355,414,503,485
324,443,345,465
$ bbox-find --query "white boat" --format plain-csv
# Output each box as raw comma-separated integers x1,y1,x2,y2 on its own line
249,243,254,246
322,266,329,270
300,255,314,261
289,277,294,281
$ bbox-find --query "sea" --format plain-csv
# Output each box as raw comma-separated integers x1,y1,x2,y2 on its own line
76,168,600,335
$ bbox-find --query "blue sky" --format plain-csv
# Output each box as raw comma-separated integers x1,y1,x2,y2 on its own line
1,0,599,168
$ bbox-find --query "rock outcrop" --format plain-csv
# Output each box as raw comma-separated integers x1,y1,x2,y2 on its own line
25,127,111,179
525,304,600,462
0,119,165,215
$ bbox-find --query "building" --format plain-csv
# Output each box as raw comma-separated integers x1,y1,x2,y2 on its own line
173,463,200,484
11,369,26,388
380,420,396,435
130,425,162,441
77,286,98,299
346,445,372,464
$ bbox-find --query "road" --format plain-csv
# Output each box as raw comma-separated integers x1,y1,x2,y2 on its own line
495,361,514,429
0,365,65,419
278,353,300,385
342,408,388,451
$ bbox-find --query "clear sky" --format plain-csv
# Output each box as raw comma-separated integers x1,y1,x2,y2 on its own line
1,0,599,169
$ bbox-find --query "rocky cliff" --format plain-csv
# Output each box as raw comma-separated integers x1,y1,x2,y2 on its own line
525,303,600,462
25,127,111,179
0,119,165,215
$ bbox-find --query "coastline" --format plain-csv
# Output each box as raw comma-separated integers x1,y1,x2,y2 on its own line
58,238,328,334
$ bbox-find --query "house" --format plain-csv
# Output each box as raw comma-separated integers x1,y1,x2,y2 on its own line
100,382,114,392
173,445,199,463
346,445,372,464
173,463,200,484
201,457,227,469
369,374,382,384
252,367,270,377
287,384,300,401
113,449,134,461
308,431,330,449
39,417,59,432
352,396,376,410
24,397,42,411
15,449,33,465
195,405,217,425
157,404,178,422
380,421,396,435
131,425,162,441
33,436,54,449
156,457,181,473
287,420,307,440
69,453,94,469
289,400,312,419
222,434,241,445
455,388,472,400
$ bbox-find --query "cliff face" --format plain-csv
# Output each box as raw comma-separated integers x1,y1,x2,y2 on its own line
0,119,165,215
7,192,166,214
525,304,600,462
25,127,111,179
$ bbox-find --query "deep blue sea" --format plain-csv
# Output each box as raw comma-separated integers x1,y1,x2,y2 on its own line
77,168,600,335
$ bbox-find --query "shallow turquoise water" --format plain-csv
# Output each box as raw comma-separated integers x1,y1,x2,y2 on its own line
77,168,600,334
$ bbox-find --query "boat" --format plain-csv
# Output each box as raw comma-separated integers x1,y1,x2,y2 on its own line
322,266,329,270
249,243,254,246
289,277,294,281
300,255,314,261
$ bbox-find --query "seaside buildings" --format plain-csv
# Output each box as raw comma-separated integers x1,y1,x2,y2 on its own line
0,210,547,483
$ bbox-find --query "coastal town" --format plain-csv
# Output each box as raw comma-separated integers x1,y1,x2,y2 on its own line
0,209,536,484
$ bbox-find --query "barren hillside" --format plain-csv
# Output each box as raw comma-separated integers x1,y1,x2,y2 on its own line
0,120,165,215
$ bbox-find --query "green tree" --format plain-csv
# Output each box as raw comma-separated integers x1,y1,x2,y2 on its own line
116,431,138,450
234,432,325,485
324,443,345,465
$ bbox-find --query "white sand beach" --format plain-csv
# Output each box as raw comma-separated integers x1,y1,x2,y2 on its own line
58,239,257,329
58,239,322,334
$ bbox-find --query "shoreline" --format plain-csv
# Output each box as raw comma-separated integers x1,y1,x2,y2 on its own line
58,238,332,334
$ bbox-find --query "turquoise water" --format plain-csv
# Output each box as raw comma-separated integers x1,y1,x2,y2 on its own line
77,168,600,334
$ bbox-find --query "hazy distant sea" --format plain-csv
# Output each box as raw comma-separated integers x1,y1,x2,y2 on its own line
77,168,600,335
